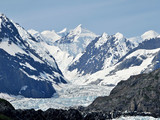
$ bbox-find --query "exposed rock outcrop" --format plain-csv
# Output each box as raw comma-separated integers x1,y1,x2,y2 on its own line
88,68,160,117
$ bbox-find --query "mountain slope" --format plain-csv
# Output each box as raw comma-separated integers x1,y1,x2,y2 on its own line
88,68,160,116
64,33,160,89
116,37,160,72
28,29,74,74
28,24,98,74
68,32,134,75
0,14,67,98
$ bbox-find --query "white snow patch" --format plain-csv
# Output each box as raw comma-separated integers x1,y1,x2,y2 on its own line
19,85,28,94
0,40,27,56
20,62,36,71
29,53,44,63
20,68,38,80
25,62,36,70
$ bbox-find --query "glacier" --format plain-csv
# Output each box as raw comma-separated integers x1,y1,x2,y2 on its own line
0,84,113,111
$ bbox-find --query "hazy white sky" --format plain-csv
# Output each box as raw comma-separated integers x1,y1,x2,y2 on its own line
1,0,160,37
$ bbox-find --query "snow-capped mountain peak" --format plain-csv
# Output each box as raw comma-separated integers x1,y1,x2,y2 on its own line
55,24,98,56
68,24,82,38
141,30,159,40
128,30,159,47
114,32,124,40
102,32,108,38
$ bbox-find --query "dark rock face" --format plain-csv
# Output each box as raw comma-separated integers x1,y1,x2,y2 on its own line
151,51,160,71
43,109,83,120
0,14,67,98
0,98,14,112
88,68,160,116
0,49,56,98
0,99,83,120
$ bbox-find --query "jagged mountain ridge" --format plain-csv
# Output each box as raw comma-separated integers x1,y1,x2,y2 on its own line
0,14,67,98
28,24,98,75
69,37,160,86
29,24,160,88
55,24,98,57
68,32,135,75
29,24,98,57
65,30,160,86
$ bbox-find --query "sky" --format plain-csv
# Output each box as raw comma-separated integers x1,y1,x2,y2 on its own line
0,0,160,37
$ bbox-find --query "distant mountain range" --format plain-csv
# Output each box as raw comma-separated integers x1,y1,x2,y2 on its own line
1,13,160,99
30,22,160,88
